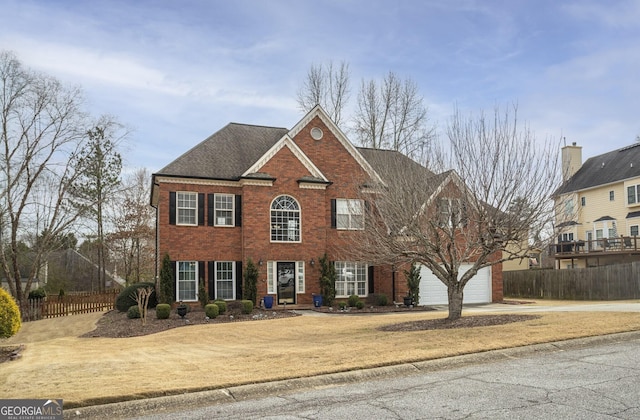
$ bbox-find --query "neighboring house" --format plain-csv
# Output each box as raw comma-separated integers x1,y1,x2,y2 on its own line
1,249,125,294
552,142,640,269
150,106,503,306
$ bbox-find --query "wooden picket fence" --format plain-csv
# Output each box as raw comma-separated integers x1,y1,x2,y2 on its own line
23,289,120,321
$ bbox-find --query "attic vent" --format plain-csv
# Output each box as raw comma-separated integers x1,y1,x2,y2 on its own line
310,127,323,140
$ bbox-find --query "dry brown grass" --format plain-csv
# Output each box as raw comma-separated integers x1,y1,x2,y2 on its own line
2,308,640,407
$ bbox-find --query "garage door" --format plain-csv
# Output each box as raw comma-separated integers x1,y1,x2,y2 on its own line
418,264,491,306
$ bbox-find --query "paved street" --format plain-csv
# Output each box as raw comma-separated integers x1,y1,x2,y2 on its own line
127,333,640,420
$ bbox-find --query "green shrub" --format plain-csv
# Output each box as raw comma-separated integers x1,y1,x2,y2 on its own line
339,302,347,310
116,282,157,312
213,300,227,314
28,287,47,300
355,300,365,309
240,300,253,314
226,300,243,314
375,294,388,307
127,305,141,319
155,303,171,319
348,295,360,307
205,303,219,319
0,288,21,338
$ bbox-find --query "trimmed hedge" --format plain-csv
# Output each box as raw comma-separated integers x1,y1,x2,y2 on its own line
155,303,171,319
0,288,21,338
116,282,157,312
205,303,219,319
240,300,253,314
28,288,46,300
127,305,141,319
348,295,360,308
213,300,227,314
375,294,388,306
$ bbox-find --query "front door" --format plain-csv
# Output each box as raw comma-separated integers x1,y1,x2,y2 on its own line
277,262,296,305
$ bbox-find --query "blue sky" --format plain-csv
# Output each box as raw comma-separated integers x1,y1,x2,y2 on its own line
2,0,639,173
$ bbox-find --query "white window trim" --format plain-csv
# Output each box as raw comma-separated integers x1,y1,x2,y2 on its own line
266,261,305,295
267,261,275,294
631,225,639,236
336,198,365,230
270,195,302,243
214,193,235,227
334,261,368,298
627,184,640,206
176,261,198,302
177,191,197,226
215,261,235,300
297,261,305,294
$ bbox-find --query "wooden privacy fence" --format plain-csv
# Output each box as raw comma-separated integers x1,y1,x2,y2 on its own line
23,289,120,321
504,263,640,300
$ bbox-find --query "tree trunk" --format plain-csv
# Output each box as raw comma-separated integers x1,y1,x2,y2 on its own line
447,283,464,321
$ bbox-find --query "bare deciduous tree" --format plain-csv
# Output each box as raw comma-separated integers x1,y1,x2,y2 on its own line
109,168,155,284
355,105,558,320
354,71,435,162
0,51,93,308
296,60,350,128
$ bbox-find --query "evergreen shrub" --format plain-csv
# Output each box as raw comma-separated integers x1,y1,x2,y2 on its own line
116,282,157,312
0,288,21,338
205,303,219,319
155,303,171,319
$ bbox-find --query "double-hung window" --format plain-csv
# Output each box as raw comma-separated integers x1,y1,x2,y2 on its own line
334,261,367,297
628,185,640,205
177,192,197,225
177,261,197,301
215,261,235,300
271,195,300,242
215,194,234,226
336,199,364,230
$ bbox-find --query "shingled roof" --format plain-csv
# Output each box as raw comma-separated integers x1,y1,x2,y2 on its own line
554,143,640,196
154,121,442,186
155,123,289,180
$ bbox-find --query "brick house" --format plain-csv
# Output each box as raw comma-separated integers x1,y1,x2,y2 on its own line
150,105,503,307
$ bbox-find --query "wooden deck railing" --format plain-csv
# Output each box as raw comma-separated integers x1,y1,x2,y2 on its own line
551,236,640,257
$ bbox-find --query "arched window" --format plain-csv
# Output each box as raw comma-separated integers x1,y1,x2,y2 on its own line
271,195,300,242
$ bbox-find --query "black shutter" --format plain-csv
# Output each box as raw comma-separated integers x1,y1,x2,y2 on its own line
236,261,243,299
171,261,177,302
368,265,374,295
198,193,205,226
207,194,214,226
208,261,215,301
330,199,337,228
198,262,205,298
169,192,176,225
235,195,242,227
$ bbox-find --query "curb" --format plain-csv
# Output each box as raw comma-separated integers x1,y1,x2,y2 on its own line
66,330,640,419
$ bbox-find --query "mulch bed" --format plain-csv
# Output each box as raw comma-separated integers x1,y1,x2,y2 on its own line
80,308,300,338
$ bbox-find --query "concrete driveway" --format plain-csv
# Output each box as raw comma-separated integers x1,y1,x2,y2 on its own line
460,300,640,313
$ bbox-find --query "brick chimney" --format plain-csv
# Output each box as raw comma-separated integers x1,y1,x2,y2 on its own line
561,142,582,182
